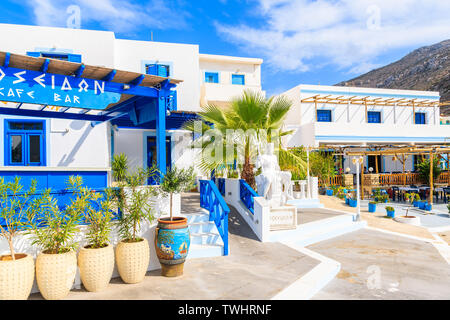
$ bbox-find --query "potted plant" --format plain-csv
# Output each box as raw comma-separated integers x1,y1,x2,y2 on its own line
111,153,129,186
78,187,115,292
114,169,156,284
348,195,358,208
27,176,88,300
0,177,47,300
385,206,395,218
156,166,196,277
368,201,377,213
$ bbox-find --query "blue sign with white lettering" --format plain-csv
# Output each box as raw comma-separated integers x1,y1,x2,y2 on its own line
0,66,121,110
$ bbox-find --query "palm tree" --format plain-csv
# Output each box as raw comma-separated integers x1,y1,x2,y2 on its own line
184,90,306,189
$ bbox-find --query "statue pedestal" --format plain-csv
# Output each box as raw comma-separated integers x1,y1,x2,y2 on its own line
269,204,297,231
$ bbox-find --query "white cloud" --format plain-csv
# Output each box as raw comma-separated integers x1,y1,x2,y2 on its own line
26,0,189,34
216,0,450,75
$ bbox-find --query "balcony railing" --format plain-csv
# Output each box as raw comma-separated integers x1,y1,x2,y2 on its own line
319,172,450,186
239,179,259,214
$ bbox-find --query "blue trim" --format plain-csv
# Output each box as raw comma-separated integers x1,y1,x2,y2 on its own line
239,179,259,214
316,135,448,143
301,89,440,100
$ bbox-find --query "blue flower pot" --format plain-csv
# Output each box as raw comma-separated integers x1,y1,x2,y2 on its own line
349,199,357,207
418,201,426,210
413,201,419,207
368,203,376,213
386,210,395,218
345,198,349,205
425,204,432,211
156,217,190,277
326,189,334,196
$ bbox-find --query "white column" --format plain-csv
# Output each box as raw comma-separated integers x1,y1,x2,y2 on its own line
307,147,311,199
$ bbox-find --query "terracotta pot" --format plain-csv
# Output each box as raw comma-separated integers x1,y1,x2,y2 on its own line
0,253,34,300
115,238,149,284
155,217,190,277
36,251,77,300
78,244,114,292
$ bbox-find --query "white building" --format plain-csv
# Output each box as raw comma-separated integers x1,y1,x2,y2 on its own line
0,23,263,180
281,84,449,173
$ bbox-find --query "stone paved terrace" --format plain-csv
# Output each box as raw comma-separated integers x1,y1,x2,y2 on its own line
30,193,319,300
310,229,450,300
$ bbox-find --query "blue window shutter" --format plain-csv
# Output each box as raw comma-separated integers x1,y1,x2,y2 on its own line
146,64,158,75
158,65,169,77
205,72,219,83
415,112,426,124
232,74,245,85
26,52,41,58
317,110,332,122
68,54,82,63
367,111,381,123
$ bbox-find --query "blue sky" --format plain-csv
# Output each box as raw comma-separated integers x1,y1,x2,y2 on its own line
1,0,449,96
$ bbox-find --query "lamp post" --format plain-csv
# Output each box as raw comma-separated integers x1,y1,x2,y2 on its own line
352,156,364,221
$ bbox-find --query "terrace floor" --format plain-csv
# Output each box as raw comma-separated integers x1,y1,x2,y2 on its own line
30,194,319,300
310,228,450,300
297,208,346,225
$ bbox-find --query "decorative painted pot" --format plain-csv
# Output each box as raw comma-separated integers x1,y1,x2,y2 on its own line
0,253,34,300
115,238,150,284
349,199,357,207
326,189,334,196
368,203,377,213
78,244,114,292
36,250,77,300
155,217,190,277
386,210,395,218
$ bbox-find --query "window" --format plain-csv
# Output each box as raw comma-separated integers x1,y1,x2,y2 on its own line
232,74,245,85
5,120,46,166
317,110,332,122
145,64,170,77
415,112,426,125
205,72,219,84
26,51,82,63
367,111,381,123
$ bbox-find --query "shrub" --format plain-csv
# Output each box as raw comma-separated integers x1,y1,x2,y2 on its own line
385,206,395,212
112,153,129,183
0,177,49,259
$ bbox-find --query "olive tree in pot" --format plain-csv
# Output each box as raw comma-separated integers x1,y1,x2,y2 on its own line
155,166,196,277
78,187,115,292
114,169,156,284
0,177,47,300
27,176,93,300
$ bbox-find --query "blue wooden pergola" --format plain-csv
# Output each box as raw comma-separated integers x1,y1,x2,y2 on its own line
0,51,191,177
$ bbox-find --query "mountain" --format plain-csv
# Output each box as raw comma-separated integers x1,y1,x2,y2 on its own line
336,40,450,115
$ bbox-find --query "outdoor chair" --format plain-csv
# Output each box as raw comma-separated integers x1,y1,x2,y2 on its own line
443,188,450,204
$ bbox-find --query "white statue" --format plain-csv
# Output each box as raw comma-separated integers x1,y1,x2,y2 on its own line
255,143,294,208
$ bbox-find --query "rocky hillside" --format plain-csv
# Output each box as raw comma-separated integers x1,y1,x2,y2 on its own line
336,40,450,115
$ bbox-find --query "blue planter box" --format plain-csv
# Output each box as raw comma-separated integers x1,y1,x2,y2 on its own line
326,189,334,196
349,199,357,207
368,203,376,213
425,204,432,211
345,198,349,205
413,201,419,207
386,210,395,218
418,201,426,210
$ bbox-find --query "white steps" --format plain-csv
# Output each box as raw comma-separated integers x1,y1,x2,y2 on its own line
269,214,367,246
186,210,225,259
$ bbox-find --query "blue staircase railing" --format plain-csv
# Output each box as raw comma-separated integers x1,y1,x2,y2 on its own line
199,180,230,255
218,178,226,196
239,179,259,214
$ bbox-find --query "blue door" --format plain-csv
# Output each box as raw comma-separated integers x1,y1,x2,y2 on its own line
147,136,171,185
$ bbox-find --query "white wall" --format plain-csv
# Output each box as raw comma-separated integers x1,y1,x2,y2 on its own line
114,39,201,112
0,23,115,67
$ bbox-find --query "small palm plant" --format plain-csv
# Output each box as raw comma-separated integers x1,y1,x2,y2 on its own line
159,166,196,221
112,153,129,183
0,177,48,260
